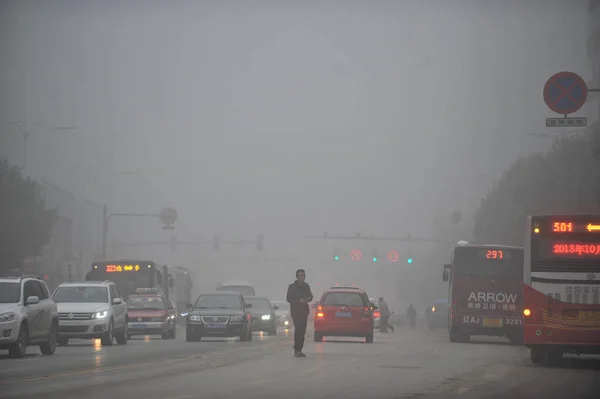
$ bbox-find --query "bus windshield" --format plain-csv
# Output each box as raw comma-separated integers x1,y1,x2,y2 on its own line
454,247,523,279
87,261,157,298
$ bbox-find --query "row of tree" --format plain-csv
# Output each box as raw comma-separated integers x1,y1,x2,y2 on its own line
0,158,56,276
473,131,600,245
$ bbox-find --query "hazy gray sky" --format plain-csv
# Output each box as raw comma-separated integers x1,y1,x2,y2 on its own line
0,0,591,264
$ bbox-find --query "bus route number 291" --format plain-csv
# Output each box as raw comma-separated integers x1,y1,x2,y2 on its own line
504,318,522,325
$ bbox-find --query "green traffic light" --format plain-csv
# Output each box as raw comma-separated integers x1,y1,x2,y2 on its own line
372,257,378,262
334,255,340,261
407,258,413,264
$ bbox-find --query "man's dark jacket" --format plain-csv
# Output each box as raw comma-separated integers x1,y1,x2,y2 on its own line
286,280,313,317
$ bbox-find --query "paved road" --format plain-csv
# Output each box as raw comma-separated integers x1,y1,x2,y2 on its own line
1,326,599,398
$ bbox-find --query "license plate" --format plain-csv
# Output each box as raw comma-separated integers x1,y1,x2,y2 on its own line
482,318,503,328
335,311,352,318
206,323,226,329
578,311,600,323
131,324,146,329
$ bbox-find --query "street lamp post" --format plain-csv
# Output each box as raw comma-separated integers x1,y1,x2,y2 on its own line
9,122,78,175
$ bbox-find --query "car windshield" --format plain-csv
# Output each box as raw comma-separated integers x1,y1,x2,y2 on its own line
323,292,367,307
53,286,109,303
127,296,165,310
248,298,270,310
0,282,20,303
272,302,289,311
194,294,241,309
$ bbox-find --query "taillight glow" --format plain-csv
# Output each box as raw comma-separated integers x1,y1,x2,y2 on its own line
373,311,380,317
317,305,323,312
523,308,531,317
432,306,436,313
317,312,324,318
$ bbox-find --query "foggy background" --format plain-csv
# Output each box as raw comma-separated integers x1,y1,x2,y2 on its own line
0,0,592,306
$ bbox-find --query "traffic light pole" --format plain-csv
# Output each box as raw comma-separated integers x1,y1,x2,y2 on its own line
101,205,162,260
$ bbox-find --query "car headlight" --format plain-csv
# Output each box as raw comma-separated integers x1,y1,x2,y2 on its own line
261,314,271,320
92,311,108,319
190,315,202,322
0,312,15,322
230,315,242,322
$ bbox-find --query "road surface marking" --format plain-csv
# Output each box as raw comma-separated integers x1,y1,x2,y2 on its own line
1,339,292,385
455,387,471,394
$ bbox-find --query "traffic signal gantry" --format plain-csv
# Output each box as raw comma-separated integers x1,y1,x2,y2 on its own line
302,232,441,264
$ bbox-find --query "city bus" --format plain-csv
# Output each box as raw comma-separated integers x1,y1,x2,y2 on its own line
86,260,165,299
523,215,600,364
443,241,524,344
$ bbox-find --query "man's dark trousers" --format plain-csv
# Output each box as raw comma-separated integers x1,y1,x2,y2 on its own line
292,312,308,351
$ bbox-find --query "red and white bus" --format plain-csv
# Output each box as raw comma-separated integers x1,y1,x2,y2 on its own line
523,215,600,364
443,242,524,344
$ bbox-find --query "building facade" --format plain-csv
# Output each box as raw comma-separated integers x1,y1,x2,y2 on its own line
33,179,103,291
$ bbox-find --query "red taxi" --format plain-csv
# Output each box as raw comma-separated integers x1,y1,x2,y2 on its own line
314,287,376,343
126,288,177,339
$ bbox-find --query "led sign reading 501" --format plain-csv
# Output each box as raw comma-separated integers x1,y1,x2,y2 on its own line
553,222,573,232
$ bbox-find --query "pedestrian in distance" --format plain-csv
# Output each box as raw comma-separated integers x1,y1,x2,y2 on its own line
406,304,417,329
378,297,394,333
286,269,313,358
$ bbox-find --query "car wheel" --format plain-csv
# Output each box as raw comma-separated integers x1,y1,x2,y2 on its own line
9,324,29,358
248,327,253,341
101,320,114,346
169,325,176,339
365,333,374,343
314,332,323,342
40,320,58,355
186,330,200,342
116,321,128,345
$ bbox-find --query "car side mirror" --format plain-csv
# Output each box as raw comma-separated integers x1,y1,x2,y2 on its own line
244,303,252,309
443,264,451,282
272,305,279,310
113,297,123,305
26,296,39,305
442,269,450,282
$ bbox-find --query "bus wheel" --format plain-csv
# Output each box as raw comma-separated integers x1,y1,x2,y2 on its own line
530,347,545,364
449,328,461,343
546,350,562,366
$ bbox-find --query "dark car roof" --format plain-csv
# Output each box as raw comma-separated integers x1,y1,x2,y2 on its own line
197,291,242,297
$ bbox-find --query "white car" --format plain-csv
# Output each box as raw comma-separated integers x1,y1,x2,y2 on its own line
52,280,128,346
270,301,291,327
0,276,59,358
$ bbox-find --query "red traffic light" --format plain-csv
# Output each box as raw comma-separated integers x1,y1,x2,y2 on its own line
388,250,399,262
350,249,362,261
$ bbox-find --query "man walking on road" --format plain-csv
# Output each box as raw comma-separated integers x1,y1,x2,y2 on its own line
287,269,313,358
378,297,393,333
